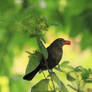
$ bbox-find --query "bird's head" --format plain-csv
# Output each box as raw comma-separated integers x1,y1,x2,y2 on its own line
51,38,71,48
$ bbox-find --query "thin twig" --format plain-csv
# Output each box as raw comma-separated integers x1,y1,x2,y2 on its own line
43,58,56,92
42,71,47,79
67,84,77,91
48,70,56,92
78,82,80,92
42,71,52,90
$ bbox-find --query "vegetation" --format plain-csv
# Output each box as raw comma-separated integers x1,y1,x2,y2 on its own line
0,0,92,92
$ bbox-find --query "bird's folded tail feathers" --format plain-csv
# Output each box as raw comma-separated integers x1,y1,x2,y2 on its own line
23,66,40,81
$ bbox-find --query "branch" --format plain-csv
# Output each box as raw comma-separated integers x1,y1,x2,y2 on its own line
67,84,77,91
48,70,56,92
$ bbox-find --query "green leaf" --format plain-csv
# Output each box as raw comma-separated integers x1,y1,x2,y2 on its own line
38,40,48,59
54,67,62,72
67,84,77,91
87,88,92,92
60,61,70,67
26,51,32,55
41,35,47,43
74,66,86,72
31,79,49,92
51,72,68,92
74,66,83,72
81,68,92,80
88,68,92,74
60,61,74,70
66,73,75,81
84,79,92,83
25,51,42,75
55,66,66,73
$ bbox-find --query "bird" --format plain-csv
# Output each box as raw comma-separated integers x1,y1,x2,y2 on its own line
23,38,71,80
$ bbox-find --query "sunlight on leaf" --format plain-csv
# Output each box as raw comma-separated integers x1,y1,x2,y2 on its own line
66,73,75,81
51,72,68,92
25,51,42,75
31,79,49,92
38,40,48,59
60,61,69,67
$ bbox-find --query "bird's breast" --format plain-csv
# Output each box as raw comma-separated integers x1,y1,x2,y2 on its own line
47,47,63,69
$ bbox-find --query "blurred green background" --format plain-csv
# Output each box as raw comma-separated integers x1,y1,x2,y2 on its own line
0,0,92,92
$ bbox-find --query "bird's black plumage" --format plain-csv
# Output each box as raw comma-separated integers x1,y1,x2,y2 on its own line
23,38,70,80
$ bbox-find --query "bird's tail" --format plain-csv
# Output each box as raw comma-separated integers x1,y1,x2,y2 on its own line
23,66,40,81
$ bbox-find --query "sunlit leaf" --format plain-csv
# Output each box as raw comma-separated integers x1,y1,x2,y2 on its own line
60,61,69,67
31,79,49,92
74,66,85,72
38,40,48,59
66,73,75,81
81,68,91,80
25,51,42,75
41,35,46,43
51,72,68,92
59,61,74,70
55,66,66,73
54,67,62,72
26,51,32,55
85,79,92,83
67,84,77,91
87,88,92,92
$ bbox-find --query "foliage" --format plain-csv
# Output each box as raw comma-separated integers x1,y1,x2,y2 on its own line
50,72,68,92
25,51,42,75
31,79,50,92
0,0,92,92
25,57,92,92
38,40,48,59
24,37,92,92
55,62,92,92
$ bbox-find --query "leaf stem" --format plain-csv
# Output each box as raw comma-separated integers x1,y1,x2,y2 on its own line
42,71,47,79
43,59,56,91
48,70,56,92
42,71,53,90
67,84,77,91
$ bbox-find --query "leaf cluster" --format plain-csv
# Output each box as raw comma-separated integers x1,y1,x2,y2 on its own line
55,62,92,92
25,53,92,92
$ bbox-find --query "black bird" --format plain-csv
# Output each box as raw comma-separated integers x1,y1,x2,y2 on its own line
23,38,71,80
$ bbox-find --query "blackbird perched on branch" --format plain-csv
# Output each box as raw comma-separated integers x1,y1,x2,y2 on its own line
23,38,71,80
